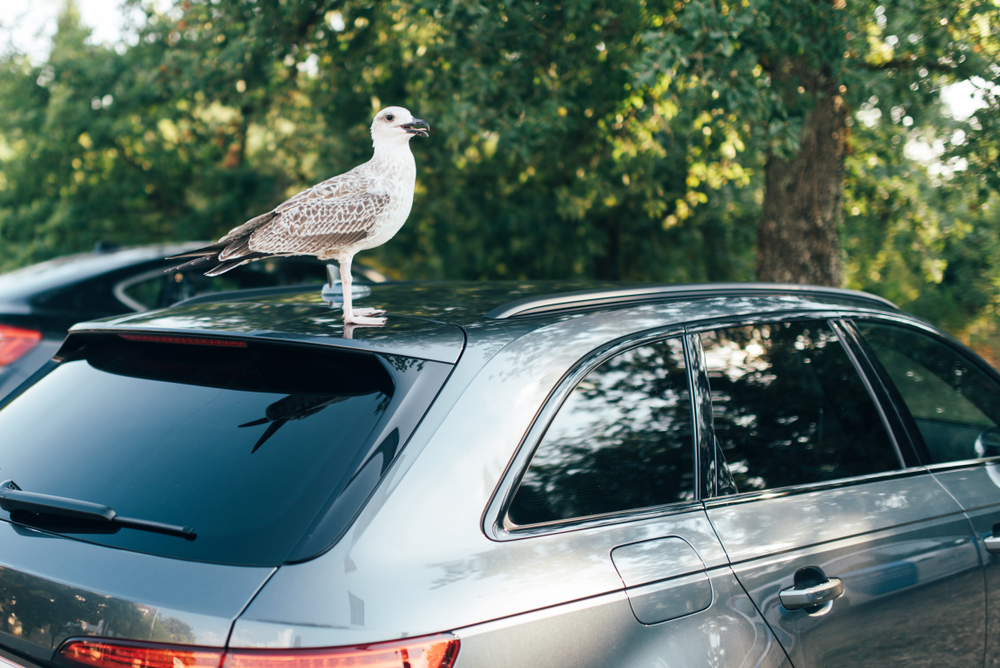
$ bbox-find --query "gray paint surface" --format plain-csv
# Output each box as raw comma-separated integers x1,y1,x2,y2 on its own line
709,473,985,668
0,522,272,660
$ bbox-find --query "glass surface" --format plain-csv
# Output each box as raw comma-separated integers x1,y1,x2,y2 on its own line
702,321,899,493
858,322,1000,463
129,258,335,310
509,338,694,525
0,336,444,566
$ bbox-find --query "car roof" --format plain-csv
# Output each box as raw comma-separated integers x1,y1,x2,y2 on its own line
68,281,902,364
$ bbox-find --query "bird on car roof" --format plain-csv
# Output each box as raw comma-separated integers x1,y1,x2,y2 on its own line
166,106,430,326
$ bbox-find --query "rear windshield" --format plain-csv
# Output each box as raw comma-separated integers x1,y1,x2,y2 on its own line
0,334,451,566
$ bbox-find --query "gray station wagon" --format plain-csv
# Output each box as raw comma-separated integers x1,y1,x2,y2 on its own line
0,281,998,668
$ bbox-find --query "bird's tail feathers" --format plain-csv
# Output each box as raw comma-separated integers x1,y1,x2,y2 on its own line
164,241,227,261
163,254,218,274
219,211,277,243
203,252,273,276
204,259,249,277
219,235,253,261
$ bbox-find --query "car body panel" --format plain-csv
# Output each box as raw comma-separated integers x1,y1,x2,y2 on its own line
230,306,734,647
0,280,994,668
0,521,272,660
929,465,1000,668
452,568,792,668
707,473,985,668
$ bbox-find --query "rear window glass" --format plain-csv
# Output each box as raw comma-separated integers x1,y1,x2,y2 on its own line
0,335,450,566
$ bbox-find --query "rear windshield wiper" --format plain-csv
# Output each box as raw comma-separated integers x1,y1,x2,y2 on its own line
0,480,195,540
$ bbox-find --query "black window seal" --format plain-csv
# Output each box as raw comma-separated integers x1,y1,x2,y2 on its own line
683,332,717,501
482,325,702,542
828,318,910,469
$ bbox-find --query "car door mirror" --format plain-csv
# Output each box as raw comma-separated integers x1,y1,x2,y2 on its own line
975,427,1000,458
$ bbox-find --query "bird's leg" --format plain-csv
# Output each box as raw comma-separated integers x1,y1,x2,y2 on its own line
340,257,386,326
325,264,340,290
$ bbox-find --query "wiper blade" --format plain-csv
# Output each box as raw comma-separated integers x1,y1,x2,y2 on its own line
0,480,195,540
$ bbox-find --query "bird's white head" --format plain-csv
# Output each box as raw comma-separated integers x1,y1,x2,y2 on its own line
370,107,430,149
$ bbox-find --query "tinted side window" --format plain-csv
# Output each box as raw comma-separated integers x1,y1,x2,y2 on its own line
857,322,1000,463
702,321,899,493
508,338,694,525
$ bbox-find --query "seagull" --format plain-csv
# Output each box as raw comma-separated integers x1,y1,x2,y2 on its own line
166,106,429,325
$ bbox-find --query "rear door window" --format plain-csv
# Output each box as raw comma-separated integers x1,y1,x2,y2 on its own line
508,337,695,525
856,322,1000,463
701,320,900,492
0,334,451,566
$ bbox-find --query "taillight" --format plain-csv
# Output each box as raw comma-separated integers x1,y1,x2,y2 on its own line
225,635,459,668
57,640,224,668
0,324,42,366
57,635,460,668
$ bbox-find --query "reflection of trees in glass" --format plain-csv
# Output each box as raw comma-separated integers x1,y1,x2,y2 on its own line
859,323,1000,428
703,322,898,492
858,323,1000,464
509,339,694,525
379,354,425,373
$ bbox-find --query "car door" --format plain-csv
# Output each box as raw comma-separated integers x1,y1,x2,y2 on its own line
494,333,792,667
696,318,984,668
849,318,1000,667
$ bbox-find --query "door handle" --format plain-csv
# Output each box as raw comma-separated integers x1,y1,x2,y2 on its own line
985,522,1000,554
780,577,845,610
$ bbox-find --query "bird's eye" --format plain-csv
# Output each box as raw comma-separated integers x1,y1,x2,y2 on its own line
386,113,394,121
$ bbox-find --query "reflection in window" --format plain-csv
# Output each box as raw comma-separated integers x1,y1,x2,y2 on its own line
858,322,1000,463
703,321,898,493
508,339,694,525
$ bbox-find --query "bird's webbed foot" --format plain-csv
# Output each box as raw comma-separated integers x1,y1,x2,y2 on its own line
352,307,386,317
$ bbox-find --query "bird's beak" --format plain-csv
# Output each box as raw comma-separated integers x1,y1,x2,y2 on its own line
402,118,430,137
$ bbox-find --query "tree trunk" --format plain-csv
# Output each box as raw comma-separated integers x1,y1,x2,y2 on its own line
756,63,847,286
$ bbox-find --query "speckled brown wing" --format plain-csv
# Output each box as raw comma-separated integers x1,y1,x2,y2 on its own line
243,190,390,257
215,172,374,247
275,170,374,212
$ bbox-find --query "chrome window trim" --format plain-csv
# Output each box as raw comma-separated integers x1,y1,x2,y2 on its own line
924,458,1000,473
112,267,167,312
482,324,698,542
495,501,707,540
702,466,930,509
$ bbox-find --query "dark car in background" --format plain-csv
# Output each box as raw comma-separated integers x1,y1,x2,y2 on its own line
0,242,386,398
0,281,998,667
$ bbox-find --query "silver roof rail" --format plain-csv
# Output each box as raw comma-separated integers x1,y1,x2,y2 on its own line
483,283,899,319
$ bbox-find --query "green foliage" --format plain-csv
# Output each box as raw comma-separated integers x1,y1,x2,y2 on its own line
0,0,997,360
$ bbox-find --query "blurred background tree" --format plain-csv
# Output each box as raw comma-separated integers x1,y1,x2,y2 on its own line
0,0,997,363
